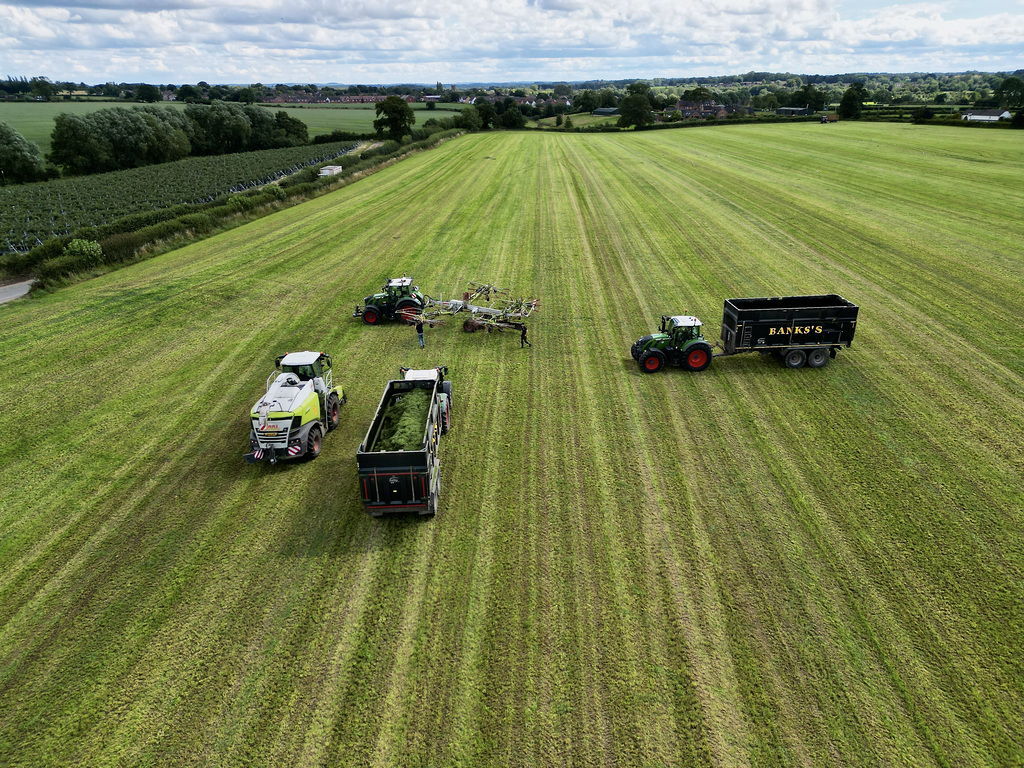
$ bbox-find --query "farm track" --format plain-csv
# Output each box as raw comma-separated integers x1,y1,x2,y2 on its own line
1,123,1022,767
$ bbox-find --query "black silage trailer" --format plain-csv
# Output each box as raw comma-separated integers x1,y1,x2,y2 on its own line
719,294,859,368
356,367,452,517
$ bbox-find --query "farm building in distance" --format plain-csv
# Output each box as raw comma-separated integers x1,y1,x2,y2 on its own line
961,109,1012,122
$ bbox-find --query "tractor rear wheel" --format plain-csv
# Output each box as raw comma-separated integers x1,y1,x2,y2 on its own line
306,424,323,459
784,349,807,369
639,349,665,373
684,345,712,372
362,306,381,325
326,394,341,431
807,348,829,368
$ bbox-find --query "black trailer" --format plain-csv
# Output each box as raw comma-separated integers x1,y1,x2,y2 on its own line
719,294,858,368
356,367,452,517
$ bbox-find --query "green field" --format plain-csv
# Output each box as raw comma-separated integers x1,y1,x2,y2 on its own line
1,123,1022,767
268,102,464,135
0,101,461,154
0,101,189,153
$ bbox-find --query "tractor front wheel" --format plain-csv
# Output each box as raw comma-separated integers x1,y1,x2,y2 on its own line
463,319,478,333
306,424,323,459
362,306,380,325
639,349,666,373
326,394,341,431
685,345,712,372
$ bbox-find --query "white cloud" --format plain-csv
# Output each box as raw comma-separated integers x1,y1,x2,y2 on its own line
0,0,1020,83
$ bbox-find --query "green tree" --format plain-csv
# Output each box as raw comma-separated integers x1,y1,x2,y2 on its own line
911,106,935,122
136,84,162,102
617,93,653,128
563,116,574,129
599,89,618,108
474,100,497,129
0,121,48,183
236,87,257,104
456,106,483,132
683,86,712,103
176,84,202,102
791,83,826,111
498,105,525,129
373,95,416,141
995,77,1024,108
574,90,598,114
838,85,865,119
30,77,57,101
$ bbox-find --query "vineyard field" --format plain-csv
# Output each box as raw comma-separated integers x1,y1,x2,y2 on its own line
0,141,357,255
1,123,1022,767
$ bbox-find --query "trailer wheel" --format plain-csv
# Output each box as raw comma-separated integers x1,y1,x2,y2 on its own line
362,306,380,325
784,349,807,369
684,345,712,372
306,424,323,459
423,491,438,518
639,349,665,373
807,348,829,368
326,394,341,431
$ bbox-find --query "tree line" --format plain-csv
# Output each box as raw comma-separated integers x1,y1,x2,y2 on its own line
1,102,309,182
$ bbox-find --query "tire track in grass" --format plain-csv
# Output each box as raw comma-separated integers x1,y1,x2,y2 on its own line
368,520,439,767
554,135,743,767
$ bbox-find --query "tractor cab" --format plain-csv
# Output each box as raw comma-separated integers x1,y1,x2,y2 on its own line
384,277,417,300
276,350,332,382
661,315,704,346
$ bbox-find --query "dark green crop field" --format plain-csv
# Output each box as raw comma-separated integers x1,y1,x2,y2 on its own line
1,123,1022,767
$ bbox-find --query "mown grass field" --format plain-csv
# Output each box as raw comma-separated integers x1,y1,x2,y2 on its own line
1,123,1022,767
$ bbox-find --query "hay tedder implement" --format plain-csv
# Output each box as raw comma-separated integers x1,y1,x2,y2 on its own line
414,281,539,333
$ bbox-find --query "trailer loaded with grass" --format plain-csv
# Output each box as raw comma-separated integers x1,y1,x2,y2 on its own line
356,366,453,517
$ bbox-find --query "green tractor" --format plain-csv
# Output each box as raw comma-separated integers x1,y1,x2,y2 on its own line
352,276,426,324
244,351,345,464
630,315,714,373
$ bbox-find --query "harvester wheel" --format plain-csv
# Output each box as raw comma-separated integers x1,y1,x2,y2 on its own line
306,424,323,459
639,349,665,373
684,345,712,372
362,306,380,324
784,349,807,369
807,348,829,368
326,394,341,431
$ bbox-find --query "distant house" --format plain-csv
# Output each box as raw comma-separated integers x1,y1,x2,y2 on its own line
592,107,618,116
776,106,814,116
961,109,1012,122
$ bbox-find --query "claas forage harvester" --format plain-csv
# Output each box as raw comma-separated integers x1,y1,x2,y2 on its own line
244,351,345,464
632,294,859,373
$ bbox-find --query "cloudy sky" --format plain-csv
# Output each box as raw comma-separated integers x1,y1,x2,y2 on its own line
1,0,1022,85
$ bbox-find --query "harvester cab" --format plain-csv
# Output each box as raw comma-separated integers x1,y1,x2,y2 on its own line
631,315,713,374
352,276,425,324
244,351,345,465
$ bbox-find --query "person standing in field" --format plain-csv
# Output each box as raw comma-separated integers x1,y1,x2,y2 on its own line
416,318,425,349
520,323,531,348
